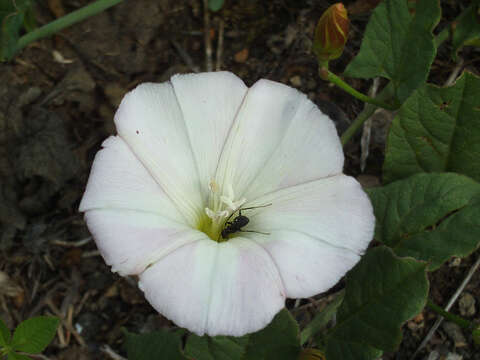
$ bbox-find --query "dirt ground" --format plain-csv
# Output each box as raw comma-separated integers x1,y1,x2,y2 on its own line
0,0,479,359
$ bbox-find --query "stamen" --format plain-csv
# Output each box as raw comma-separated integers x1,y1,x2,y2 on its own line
205,207,229,221
209,180,219,193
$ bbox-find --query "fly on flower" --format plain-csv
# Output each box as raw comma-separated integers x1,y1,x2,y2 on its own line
79,72,375,337
220,203,272,240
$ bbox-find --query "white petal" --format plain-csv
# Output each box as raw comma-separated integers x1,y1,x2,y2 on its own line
215,79,344,200
79,136,184,223
139,237,285,336
171,72,248,197
248,230,360,298
243,175,374,297
114,82,203,226
84,209,204,276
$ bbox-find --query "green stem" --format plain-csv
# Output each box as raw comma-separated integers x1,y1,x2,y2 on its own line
426,299,473,329
322,69,398,111
15,0,123,55
340,103,376,146
435,26,450,49
340,82,395,146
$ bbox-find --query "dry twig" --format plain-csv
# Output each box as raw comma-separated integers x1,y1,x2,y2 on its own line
203,0,213,71
215,18,225,71
410,256,480,359
360,78,380,172
101,344,128,360
46,298,86,347
170,40,200,73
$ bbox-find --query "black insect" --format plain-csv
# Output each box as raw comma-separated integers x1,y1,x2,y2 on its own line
220,204,272,240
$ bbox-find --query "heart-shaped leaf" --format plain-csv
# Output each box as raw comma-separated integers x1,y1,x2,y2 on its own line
324,246,428,359
344,0,440,103
369,172,480,270
383,72,480,183
185,334,248,360
124,329,188,360
243,309,300,360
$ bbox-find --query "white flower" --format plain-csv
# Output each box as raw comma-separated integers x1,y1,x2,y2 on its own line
79,72,375,337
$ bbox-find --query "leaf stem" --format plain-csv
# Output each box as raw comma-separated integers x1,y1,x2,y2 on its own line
340,104,376,146
15,0,123,56
434,26,450,48
320,68,398,111
426,299,473,329
340,82,395,146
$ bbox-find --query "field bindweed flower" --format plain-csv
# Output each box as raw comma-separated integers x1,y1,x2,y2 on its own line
79,72,374,337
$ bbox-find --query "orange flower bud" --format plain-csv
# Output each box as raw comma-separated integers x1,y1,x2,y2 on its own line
297,348,326,360
313,3,349,62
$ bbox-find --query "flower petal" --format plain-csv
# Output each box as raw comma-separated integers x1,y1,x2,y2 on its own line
248,230,360,298
243,174,374,297
114,82,203,226
79,136,184,223
84,209,204,276
215,79,344,200
138,237,285,336
171,72,248,196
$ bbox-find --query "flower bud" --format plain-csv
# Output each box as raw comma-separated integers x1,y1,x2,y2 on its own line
313,3,349,62
297,348,326,360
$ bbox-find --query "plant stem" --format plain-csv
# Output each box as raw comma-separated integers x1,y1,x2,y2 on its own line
435,26,450,48
426,299,473,329
340,82,395,146
340,103,376,146
15,0,123,55
321,68,398,111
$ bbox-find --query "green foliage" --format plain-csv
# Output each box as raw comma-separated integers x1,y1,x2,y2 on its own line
383,72,480,183
124,329,188,360
369,173,480,270
473,327,480,345
127,309,300,360
185,335,248,360
344,0,440,103
452,0,480,59
0,318,10,347
7,352,32,360
10,317,59,354
243,309,300,360
208,0,224,12
300,292,344,346
0,0,36,61
0,316,58,359
324,247,429,360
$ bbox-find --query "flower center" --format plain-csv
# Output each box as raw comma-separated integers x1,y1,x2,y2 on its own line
199,181,246,242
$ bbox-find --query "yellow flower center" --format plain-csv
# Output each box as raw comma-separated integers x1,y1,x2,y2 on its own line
198,181,246,242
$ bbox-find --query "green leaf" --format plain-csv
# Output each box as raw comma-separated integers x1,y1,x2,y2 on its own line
369,172,480,270
10,316,58,354
300,291,344,346
473,326,480,345
452,1,480,59
185,334,248,360
344,0,440,103
124,329,187,360
0,0,35,61
7,352,32,360
208,0,224,12
0,317,11,346
243,309,300,360
324,339,382,360
325,247,428,359
383,71,480,183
